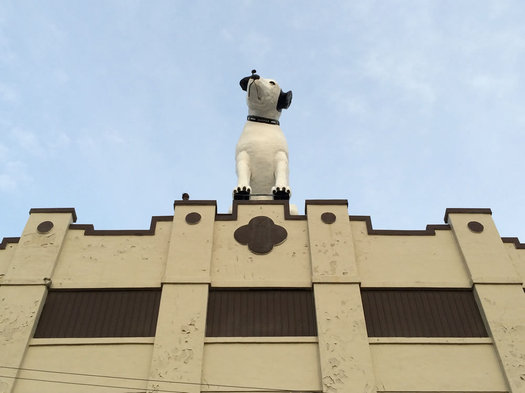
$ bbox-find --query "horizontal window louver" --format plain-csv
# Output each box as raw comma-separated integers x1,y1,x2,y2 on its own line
206,289,318,337
361,289,488,337
34,289,161,338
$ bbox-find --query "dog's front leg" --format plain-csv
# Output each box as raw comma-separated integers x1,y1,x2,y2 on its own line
272,150,290,199
235,150,251,197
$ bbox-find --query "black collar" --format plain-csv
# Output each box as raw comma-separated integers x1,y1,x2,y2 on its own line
247,115,280,125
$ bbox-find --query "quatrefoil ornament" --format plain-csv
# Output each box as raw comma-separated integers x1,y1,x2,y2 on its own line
234,216,287,255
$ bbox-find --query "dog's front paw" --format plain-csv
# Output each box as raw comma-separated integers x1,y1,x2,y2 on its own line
233,186,251,200
272,186,291,200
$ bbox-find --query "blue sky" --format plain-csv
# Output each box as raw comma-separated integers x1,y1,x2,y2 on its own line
1,0,524,241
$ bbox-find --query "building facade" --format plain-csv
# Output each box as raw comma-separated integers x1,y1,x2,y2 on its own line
0,200,524,393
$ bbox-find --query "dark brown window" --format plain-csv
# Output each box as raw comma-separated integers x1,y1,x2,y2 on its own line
361,289,488,337
34,289,161,338
206,288,317,337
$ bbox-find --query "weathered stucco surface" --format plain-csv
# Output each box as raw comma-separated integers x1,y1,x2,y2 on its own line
164,205,214,283
0,285,47,393
505,243,525,287
448,212,521,283
315,283,376,393
0,243,16,278
352,221,471,287
2,212,73,285
147,284,208,393
307,204,358,283
53,223,171,288
212,204,311,287
371,343,508,392
2,203,524,392
475,284,525,393
201,342,321,391
13,344,152,393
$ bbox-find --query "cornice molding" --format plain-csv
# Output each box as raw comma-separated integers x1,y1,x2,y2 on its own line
0,237,20,250
350,215,450,236
29,208,77,222
69,216,173,236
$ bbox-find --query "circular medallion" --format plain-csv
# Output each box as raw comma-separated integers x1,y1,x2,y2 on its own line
467,221,484,233
321,212,336,224
185,212,201,225
37,221,54,233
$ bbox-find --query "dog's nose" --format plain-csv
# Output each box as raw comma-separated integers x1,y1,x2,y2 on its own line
240,70,260,91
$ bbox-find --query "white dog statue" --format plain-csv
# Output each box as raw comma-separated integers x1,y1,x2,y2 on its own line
234,70,293,200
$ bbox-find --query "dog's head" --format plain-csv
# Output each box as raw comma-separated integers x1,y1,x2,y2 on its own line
240,71,292,120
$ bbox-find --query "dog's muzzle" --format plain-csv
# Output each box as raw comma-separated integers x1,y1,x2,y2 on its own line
239,69,260,91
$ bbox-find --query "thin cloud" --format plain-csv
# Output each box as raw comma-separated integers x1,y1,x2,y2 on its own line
0,82,18,103
0,143,8,162
360,51,437,104
331,93,369,117
104,130,126,145
240,32,272,60
10,128,46,157
0,161,32,192
0,173,16,191
48,132,72,150
467,74,517,97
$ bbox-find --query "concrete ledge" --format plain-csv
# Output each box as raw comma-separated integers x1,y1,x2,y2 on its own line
210,280,312,287
29,337,155,346
369,337,493,344
205,336,319,344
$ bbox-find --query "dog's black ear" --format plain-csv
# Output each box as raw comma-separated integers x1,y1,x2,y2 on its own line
240,77,250,91
277,90,293,111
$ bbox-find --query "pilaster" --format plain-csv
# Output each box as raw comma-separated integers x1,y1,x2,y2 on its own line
148,201,214,392
147,284,208,393
314,284,376,393
2,209,76,285
446,209,520,284
307,201,374,393
306,201,359,283
475,284,525,393
0,208,75,393
447,209,523,392
0,285,47,393
162,202,215,283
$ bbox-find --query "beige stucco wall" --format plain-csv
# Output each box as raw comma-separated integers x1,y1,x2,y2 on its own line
352,221,471,288
0,286,47,393
307,204,359,283
164,204,215,283
212,204,311,287
315,283,376,393
52,222,171,288
0,243,16,278
13,343,153,393
202,342,322,391
2,202,525,393
2,212,73,285
475,284,525,393
370,342,508,392
448,212,520,284
4,205,523,291
504,243,525,286
147,284,208,393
